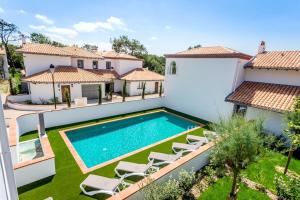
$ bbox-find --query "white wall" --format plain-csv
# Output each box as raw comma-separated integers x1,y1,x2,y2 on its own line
16,97,164,135
14,158,55,187
105,59,143,75
245,107,285,135
127,81,162,96
1,54,9,79
70,58,104,69
23,54,71,76
164,58,243,123
245,69,300,86
114,79,122,92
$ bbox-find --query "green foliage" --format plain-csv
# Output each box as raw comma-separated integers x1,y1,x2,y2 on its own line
49,97,60,104
82,43,98,52
65,90,71,107
188,44,202,50
178,169,196,196
144,178,181,200
211,115,263,198
142,82,146,99
203,166,217,185
122,80,127,102
98,85,102,105
159,82,163,97
111,35,147,57
142,54,165,75
10,71,22,94
109,79,114,100
7,44,24,70
30,32,65,47
274,175,300,200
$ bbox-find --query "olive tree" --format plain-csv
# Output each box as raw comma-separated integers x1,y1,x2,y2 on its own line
211,115,263,200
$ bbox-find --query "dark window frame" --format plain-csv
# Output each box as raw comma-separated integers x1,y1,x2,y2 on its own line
92,60,98,69
233,104,247,117
77,59,84,68
106,61,112,69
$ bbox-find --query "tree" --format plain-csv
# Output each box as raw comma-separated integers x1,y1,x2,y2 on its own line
0,19,21,69
111,35,147,57
65,90,71,108
98,85,102,105
141,82,146,99
159,82,163,97
188,44,202,50
30,32,65,47
211,115,263,200
284,97,300,174
142,54,165,75
109,79,114,100
122,80,127,102
82,44,98,52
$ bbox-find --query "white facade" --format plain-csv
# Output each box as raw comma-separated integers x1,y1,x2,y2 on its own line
127,81,162,96
23,54,71,76
70,57,105,70
0,54,9,79
104,58,143,75
164,57,248,123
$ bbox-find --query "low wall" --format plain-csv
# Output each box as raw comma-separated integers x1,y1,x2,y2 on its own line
7,94,30,103
17,97,164,135
109,142,214,200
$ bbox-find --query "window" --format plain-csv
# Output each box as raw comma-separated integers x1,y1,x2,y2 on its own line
137,82,143,89
106,61,112,69
77,60,84,68
233,104,247,117
93,61,98,69
169,61,177,75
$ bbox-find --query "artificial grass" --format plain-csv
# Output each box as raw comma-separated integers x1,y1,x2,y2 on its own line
18,108,207,200
198,177,271,200
242,150,300,192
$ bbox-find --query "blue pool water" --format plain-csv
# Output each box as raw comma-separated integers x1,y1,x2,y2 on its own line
66,111,198,168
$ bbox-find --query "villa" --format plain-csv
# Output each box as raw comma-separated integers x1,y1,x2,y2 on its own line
17,43,164,104
0,47,9,79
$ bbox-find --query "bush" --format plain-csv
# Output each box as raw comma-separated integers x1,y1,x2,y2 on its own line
203,166,217,185
144,178,181,200
178,169,196,197
274,175,300,200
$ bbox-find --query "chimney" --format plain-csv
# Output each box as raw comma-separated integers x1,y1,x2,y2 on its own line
20,34,27,46
257,41,266,54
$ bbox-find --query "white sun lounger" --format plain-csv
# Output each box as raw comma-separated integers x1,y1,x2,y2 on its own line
80,174,130,196
203,130,218,139
172,140,206,153
114,160,159,178
186,135,208,144
148,151,184,165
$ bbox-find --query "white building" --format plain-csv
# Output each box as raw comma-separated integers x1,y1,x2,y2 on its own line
0,47,9,79
164,44,300,135
17,44,164,104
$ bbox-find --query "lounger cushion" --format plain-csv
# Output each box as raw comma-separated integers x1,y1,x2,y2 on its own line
148,152,179,162
81,175,121,191
116,161,148,173
187,135,207,142
172,142,199,150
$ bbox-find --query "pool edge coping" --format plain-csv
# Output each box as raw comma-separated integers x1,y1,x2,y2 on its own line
59,109,205,174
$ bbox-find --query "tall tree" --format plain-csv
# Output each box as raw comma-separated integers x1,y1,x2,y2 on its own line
30,32,65,47
188,44,202,50
82,44,98,52
284,97,300,174
111,35,147,57
142,54,165,75
0,19,21,69
211,115,263,200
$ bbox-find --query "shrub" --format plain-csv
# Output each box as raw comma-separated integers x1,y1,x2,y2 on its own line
49,97,60,104
274,175,300,200
98,85,102,105
203,166,217,185
144,178,181,200
178,169,196,197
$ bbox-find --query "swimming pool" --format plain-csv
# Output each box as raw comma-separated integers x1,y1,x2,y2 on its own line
65,111,198,168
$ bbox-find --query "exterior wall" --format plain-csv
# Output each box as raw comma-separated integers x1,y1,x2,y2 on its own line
245,69,300,86
16,97,164,135
105,59,143,75
1,54,9,79
245,107,285,135
164,58,243,123
114,79,122,92
81,83,105,98
127,81,163,96
23,54,71,76
70,58,105,70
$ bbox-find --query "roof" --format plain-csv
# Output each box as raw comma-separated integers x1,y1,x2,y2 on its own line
165,46,252,60
245,51,300,70
98,51,143,61
63,46,103,59
23,66,111,84
120,68,164,81
17,43,73,57
0,47,5,55
86,69,119,79
226,81,300,112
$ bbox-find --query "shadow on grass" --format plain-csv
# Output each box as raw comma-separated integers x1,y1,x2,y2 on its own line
18,175,54,194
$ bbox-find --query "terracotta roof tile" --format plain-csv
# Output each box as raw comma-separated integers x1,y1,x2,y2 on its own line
245,51,300,70
120,68,164,81
165,46,252,60
86,69,119,79
23,66,110,83
226,81,300,112
97,51,143,61
17,43,73,56
63,46,103,59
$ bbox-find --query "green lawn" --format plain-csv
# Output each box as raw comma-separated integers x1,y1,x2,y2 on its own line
198,177,271,200
198,150,300,199
18,108,208,200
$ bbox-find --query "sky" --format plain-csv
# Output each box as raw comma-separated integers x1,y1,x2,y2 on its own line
0,0,300,55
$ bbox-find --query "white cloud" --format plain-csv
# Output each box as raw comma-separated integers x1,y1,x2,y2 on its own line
29,25,47,31
19,9,26,14
0,7,5,13
29,25,78,39
35,14,54,25
164,25,171,30
150,36,158,40
73,16,130,32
